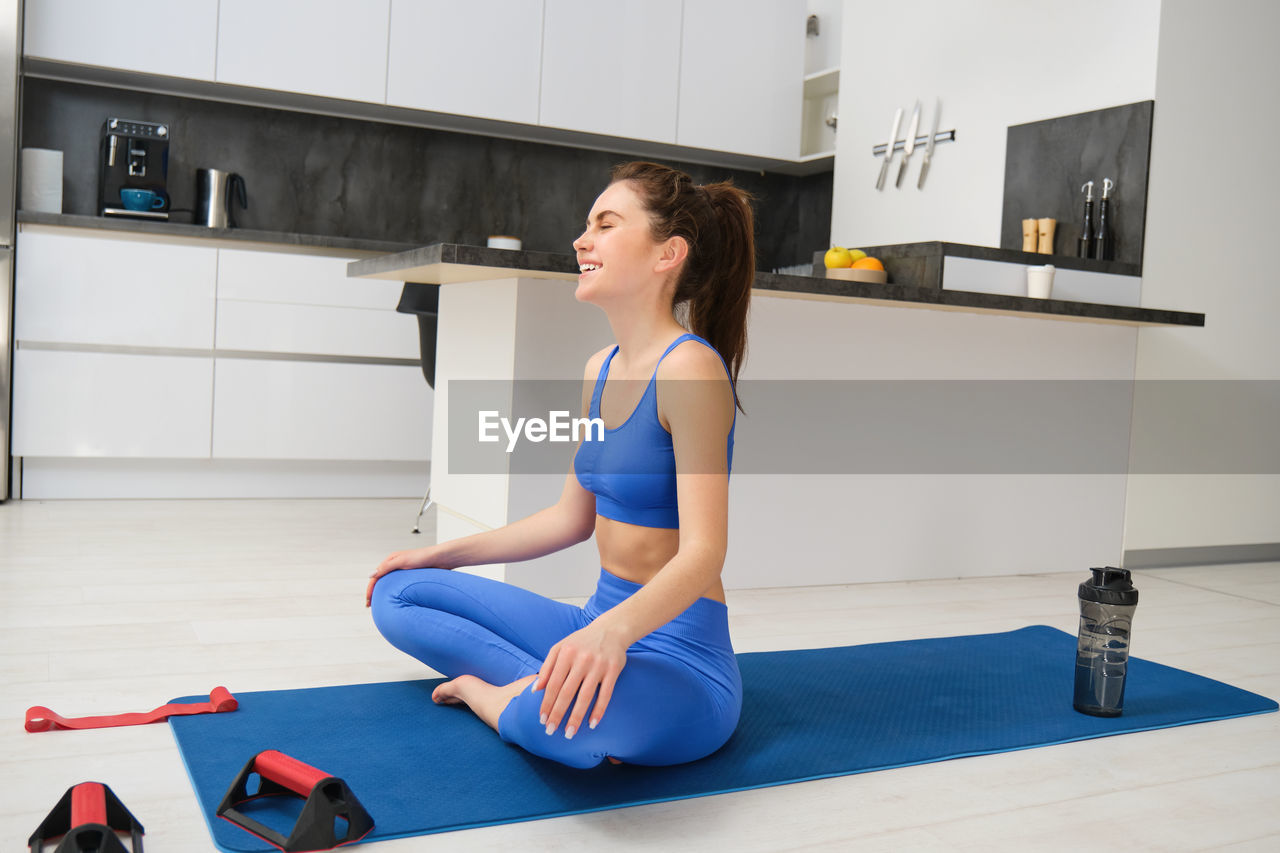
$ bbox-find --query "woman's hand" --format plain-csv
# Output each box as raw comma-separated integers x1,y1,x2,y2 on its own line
365,547,444,606
533,620,629,738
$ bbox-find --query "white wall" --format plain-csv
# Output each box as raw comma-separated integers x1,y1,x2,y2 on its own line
827,0,1279,558
831,0,1160,248
1122,0,1280,551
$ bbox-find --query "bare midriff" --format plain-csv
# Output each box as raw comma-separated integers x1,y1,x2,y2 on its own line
594,515,726,604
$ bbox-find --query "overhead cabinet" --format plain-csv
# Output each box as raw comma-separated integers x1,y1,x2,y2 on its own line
387,0,543,124
539,0,682,143
215,0,391,103
24,0,817,167
676,0,806,160
22,0,219,80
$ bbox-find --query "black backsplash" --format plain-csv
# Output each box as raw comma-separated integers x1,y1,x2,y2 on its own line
21,78,831,270
1000,101,1153,268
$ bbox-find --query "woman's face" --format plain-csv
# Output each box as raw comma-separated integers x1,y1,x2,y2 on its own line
572,180,666,305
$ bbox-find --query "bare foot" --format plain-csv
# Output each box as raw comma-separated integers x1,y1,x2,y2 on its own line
431,674,536,732
431,674,477,706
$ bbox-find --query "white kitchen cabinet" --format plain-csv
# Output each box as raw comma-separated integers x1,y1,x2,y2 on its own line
677,0,806,160
217,249,404,310
15,231,217,350
386,0,543,124
22,0,219,81
212,358,431,460
216,0,391,103
214,248,418,359
215,300,419,360
539,0,682,142
12,348,214,458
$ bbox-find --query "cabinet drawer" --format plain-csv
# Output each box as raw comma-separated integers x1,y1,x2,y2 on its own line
12,348,213,458
214,300,419,360
15,230,217,349
216,249,403,309
212,358,431,461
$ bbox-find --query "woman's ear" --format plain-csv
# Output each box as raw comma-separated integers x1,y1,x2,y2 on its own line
655,236,689,274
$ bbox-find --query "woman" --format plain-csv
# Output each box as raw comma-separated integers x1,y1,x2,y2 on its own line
366,161,754,769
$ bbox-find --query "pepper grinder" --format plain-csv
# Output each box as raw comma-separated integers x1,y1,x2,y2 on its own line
1094,178,1115,261
1077,181,1095,259
1037,217,1056,254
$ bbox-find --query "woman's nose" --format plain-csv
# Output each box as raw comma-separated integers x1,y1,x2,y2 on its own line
572,230,589,251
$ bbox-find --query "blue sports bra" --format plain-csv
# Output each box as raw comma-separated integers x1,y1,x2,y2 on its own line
574,333,735,529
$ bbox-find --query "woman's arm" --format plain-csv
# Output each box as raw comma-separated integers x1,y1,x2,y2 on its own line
366,347,609,604
535,341,734,734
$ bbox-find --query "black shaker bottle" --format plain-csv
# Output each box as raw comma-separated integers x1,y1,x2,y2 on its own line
1073,567,1139,716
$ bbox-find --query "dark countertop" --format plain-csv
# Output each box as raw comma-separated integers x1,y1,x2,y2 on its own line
351,243,1205,328
841,241,1144,277
755,271,1201,327
16,210,417,256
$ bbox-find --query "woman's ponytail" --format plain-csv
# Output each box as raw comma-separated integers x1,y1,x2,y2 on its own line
608,161,755,409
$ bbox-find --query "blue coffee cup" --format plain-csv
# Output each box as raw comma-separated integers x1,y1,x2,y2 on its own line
120,188,166,211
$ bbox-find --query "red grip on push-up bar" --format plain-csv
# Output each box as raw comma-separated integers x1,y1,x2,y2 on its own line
252,751,330,797
69,782,109,830
218,750,374,851
28,781,145,853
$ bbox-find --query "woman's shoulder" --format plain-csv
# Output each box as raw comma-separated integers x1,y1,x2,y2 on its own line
582,344,616,380
656,335,730,382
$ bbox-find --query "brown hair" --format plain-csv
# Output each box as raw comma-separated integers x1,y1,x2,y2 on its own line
609,161,754,409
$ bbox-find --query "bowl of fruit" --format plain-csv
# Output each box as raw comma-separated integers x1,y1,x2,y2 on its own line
823,247,887,283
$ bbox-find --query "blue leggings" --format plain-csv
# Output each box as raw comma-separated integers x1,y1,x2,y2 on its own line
370,567,742,769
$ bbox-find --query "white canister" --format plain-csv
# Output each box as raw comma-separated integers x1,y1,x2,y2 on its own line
20,148,64,214
487,235,522,251
1026,264,1056,299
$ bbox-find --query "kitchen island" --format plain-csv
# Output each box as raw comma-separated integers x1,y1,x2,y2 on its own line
350,243,1204,598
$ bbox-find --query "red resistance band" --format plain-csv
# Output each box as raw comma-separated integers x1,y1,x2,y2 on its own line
25,687,238,732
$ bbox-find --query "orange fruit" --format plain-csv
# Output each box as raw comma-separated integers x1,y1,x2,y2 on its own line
851,256,884,271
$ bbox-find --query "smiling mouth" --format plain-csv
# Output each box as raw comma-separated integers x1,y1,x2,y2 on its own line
579,263,601,274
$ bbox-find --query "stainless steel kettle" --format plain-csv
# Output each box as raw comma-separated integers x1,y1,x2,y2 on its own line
195,168,248,228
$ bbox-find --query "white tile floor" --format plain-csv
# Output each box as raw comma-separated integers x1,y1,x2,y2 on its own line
2,499,1277,852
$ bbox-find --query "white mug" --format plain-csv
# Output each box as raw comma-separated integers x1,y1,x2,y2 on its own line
1026,264,1055,299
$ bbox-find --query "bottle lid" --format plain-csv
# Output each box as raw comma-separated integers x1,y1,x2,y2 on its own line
1079,566,1138,605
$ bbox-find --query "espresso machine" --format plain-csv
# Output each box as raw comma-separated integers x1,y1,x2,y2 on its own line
98,117,171,219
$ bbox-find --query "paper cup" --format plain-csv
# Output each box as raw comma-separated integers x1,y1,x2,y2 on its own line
487,235,522,251
20,148,64,214
1026,264,1055,299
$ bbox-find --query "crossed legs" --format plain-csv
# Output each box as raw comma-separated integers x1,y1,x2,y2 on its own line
370,568,736,769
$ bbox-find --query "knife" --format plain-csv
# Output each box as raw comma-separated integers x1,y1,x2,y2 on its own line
895,100,922,188
876,107,903,191
917,98,942,189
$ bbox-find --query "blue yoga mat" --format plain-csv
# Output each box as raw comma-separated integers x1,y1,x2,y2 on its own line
170,626,1276,851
